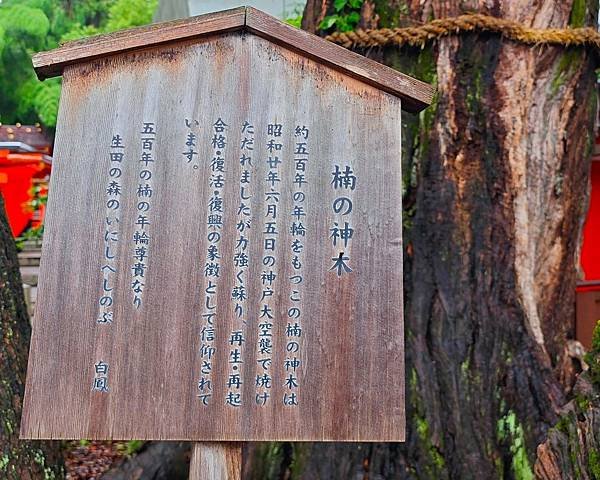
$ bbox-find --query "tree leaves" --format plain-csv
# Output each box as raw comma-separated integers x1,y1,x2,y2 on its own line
0,4,50,40
31,78,61,127
0,24,6,57
318,0,363,32
0,0,157,129
333,0,347,12
59,24,101,44
319,15,338,30
105,0,158,32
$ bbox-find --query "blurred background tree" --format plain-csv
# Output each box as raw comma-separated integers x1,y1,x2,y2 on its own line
0,0,157,130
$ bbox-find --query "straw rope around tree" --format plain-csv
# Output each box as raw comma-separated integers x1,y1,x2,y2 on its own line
325,13,600,49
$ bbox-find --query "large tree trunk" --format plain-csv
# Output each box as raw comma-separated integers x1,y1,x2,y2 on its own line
244,1,600,479
102,442,191,480
0,195,63,478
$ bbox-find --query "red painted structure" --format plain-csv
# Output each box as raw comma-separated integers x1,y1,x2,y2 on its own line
0,151,49,236
580,161,600,285
0,125,51,237
577,144,600,349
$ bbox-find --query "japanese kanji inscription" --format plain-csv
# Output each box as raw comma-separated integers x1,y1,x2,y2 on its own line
21,7,434,442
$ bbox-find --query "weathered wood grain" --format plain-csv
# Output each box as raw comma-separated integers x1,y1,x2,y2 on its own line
21,32,404,442
189,443,242,480
31,6,434,112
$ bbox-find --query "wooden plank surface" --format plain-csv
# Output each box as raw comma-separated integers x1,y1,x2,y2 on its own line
189,443,242,480
21,32,405,442
31,7,434,112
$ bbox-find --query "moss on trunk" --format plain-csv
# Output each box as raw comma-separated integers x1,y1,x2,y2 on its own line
0,195,63,479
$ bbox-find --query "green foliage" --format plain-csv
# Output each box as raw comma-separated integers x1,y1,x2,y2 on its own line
116,440,145,457
0,24,6,56
15,225,43,251
585,320,600,387
589,449,600,480
284,6,303,29
59,24,101,43
105,0,157,32
31,78,61,126
284,15,302,29
0,0,158,129
14,159,48,249
1,4,50,39
318,0,363,32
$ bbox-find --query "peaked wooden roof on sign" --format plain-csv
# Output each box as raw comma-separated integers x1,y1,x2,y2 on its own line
32,6,434,112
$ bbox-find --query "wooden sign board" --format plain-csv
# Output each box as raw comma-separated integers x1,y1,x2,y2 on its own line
21,7,433,442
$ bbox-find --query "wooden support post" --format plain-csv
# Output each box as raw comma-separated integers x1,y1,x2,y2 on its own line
189,442,242,480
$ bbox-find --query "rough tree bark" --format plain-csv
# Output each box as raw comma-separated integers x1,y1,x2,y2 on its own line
245,1,600,479
0,195,63,478
102,442,191,480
